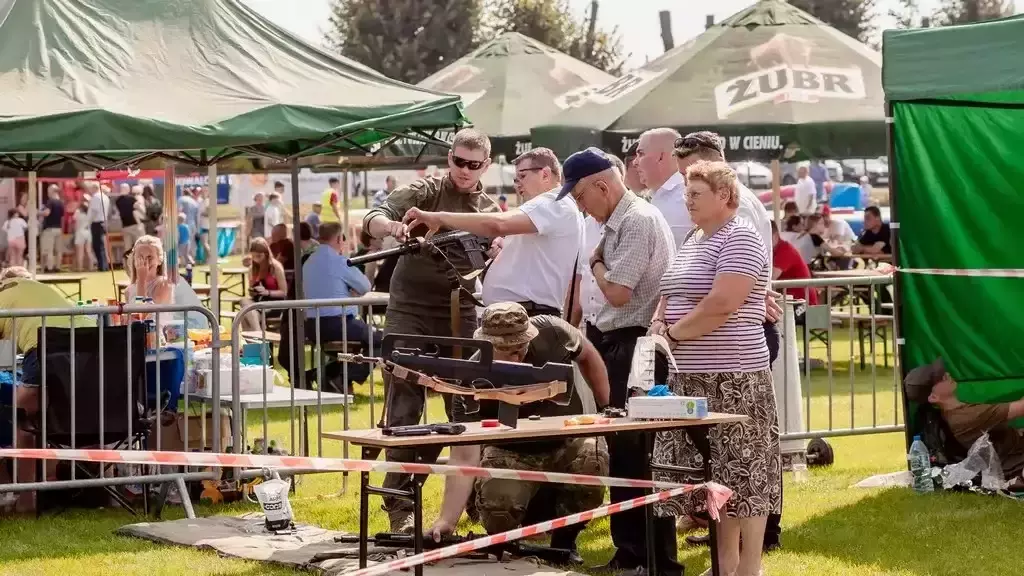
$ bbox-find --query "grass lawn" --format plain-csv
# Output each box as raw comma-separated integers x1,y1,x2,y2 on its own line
1,268,1020,575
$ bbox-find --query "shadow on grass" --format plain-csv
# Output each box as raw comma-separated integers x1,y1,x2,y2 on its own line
784,487,1022,576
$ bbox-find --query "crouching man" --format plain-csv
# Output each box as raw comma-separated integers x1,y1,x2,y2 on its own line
426,302,611,562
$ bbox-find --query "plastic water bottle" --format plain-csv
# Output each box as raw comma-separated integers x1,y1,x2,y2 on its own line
908,435,934,494
792,452,809,483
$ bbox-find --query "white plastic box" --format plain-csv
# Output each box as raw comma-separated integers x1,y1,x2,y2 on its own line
627,396,709,420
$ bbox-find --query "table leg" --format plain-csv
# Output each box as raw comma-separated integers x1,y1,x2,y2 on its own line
687,425,720,576
359,447,371,569
412,472,425,576
643,431,657,575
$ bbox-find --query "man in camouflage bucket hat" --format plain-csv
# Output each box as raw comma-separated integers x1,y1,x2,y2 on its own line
426,302,611,564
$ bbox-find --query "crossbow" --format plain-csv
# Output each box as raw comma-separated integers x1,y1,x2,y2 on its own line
339,334,574,428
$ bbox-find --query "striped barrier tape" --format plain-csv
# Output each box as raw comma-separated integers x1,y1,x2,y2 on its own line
343,481,732,576
0,448,688,491
898,267,1024,278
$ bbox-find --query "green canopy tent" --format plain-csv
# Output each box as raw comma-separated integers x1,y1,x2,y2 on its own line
380,32,614,164
532,0,885,162
883,15,1024,439
0,0,466,277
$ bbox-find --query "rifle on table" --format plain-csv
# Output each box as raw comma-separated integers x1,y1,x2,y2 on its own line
347,229,491,269
328,532,578,565
339,334,575,428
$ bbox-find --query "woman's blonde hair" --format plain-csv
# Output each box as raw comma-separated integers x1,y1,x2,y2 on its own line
248,237,281,280
685,160,740,209
125,235,166,281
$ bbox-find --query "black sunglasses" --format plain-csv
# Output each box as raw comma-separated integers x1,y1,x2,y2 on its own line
451,155,486,171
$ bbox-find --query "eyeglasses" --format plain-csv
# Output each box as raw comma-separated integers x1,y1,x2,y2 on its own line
451,155,486,171
514,167,543,182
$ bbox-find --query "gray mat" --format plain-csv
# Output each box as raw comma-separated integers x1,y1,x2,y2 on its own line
117,514,584,576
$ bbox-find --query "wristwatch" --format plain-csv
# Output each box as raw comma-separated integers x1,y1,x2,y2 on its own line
590,259,604,272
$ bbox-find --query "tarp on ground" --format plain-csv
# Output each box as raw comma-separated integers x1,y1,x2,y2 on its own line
884,16,1024,420
0,0,466,164
532,0,886,161
381,32,614,163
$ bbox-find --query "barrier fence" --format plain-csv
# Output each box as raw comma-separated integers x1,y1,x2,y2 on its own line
772,275,903,446
0,303,222,517
2,277,902,509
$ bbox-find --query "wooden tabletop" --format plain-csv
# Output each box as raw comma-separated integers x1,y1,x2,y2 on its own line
202,267,248,276
35,274,87,282
118,280,211,294
324,413,748,449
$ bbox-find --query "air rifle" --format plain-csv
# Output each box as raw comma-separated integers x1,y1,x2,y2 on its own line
329,532,577,565
340,334,574,428
347,229,491,269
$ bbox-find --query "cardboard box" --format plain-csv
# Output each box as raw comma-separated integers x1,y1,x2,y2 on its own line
156,409,231,452
627,396,709,420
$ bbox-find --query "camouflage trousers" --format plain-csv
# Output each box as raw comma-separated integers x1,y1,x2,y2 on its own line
476,437,609,535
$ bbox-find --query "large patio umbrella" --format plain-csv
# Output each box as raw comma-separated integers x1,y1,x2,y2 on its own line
532,0,886,162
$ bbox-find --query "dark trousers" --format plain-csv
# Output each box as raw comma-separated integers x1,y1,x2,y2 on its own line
303,315,383,388
90,222,108,271
592,324,682,576
381,307,476,516
764,321,783,549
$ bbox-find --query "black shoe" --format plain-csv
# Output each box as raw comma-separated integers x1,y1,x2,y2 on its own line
565,550,584,566
591,556,642,572
685,534,709,547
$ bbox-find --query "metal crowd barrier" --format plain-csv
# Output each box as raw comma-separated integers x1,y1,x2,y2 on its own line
771,275,904,446
0,303,222,517
229,295,388,490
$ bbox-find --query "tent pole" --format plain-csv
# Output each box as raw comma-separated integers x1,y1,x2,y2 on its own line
163,162,178,285
770,159,781,224
27,171,38,277
342,171,350,249
886,100,909,450
290,159,307,397
208,163,219,322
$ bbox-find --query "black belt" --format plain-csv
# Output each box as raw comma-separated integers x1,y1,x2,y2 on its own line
516,301,560,317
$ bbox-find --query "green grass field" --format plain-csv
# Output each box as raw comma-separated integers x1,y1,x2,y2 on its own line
1,267,1020,576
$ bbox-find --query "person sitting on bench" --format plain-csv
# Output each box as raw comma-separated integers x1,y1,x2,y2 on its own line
904,357,1024,485
302,222,382,387
425,302,610,563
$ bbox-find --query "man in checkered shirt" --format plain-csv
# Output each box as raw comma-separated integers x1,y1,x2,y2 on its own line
555,148,680,576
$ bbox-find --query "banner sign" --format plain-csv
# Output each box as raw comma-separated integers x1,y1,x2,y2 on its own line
714,65,867,120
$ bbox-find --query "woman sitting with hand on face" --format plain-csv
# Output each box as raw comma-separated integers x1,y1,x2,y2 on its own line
649,160,781,576
125,235,175,307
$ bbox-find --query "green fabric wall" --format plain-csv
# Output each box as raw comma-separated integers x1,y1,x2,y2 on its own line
894,101,1024,406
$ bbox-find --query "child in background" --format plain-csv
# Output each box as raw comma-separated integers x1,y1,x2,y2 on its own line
73,201,93,271
3,209,27,267
177,213,192,267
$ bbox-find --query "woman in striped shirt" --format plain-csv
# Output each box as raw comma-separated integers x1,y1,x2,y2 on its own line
650,160,781,576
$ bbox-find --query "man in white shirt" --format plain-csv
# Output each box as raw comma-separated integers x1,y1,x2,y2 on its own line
822,205,856,245
403,147,583,317
795,165,817,216
673,131,784,551
636,128,691,248
87,182,112,271
622,141,647,196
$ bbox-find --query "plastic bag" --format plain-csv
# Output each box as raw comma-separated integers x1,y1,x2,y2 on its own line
627,335,678,392
941,433,1006,491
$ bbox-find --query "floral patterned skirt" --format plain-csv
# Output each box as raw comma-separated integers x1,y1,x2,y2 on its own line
653,369,782,518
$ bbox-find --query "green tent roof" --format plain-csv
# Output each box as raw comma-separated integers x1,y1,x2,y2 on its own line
533,0,885,161
883,14,1024,102
381,32,614,162
0,0,467,169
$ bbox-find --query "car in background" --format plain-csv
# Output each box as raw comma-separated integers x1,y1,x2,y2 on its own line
780,160,843,185
730,161,773,189
840,157,889,186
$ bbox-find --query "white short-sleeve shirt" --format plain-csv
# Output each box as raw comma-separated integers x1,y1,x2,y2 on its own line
482,190,583,311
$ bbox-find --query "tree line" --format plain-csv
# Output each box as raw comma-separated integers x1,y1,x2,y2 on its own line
324,0,1015,85
325,0,625,85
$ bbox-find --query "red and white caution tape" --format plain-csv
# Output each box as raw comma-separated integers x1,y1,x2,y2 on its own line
342,481,733,576
898,267,1024,278
0,448,687,491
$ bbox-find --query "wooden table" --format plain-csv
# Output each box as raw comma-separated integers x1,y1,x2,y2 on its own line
813,269,890,279
199,267,249,298
35,273,87,301
326,413,747,576
117,280,211,299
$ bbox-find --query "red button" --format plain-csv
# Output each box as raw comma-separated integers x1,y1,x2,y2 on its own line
481,419,499,428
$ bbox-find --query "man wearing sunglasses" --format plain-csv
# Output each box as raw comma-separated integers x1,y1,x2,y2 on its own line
362,128,499,533
673,131,785,553
403,147,583,320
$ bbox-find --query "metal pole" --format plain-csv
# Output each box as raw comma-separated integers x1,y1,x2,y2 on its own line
27,171,38,277
208,164,220,322
290,160,307,396
886,100,909,447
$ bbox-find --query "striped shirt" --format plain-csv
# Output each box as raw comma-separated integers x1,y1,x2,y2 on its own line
660,216,770,373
